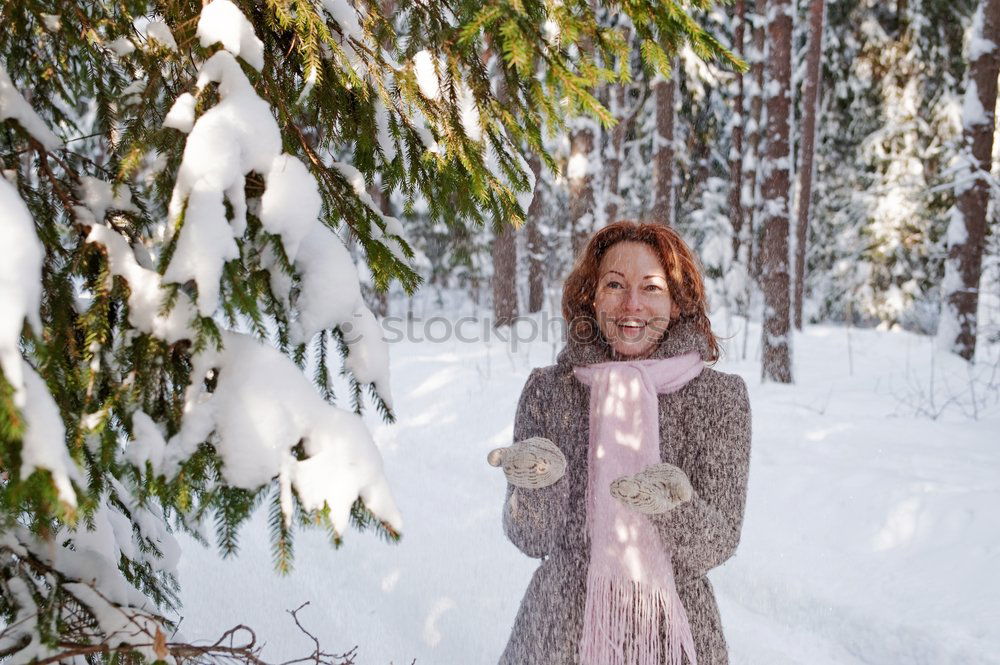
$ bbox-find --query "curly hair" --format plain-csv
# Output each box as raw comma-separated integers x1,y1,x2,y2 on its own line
561,220,720,362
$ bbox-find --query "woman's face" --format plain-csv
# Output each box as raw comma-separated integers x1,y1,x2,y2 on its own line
592,241,676,360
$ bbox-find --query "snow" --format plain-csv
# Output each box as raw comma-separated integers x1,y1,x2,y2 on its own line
164,92,196,133
945,205,969,247
321,0,365,42
0,576,45,659
319,0,369,78
106,36,136,57
144,20,178,52
126,410,168,477
87,224,197,343
171,307,1000,663
124,2,397,543
0,64,61,149
457,78,482,142
374,98,398,161
164,50,280,315
298,65,319,103
411,111,443,154
0,178,43,406
567,151,590,180
164,331,401,534
288,220,393,408
543,19,560,45
19,362,82,507
27,481,181,663
936,257,966,354
259,154,321,263
413,49,441,100
485,139,537,216
120,78,147,106
968,4,997,62
64,582,174,664
73,175,138,224
197,0,265,72
40,13,61,31
291,223,362,340
763,78,782,99
341,306,393,408
961,80,990,129
163,188,240,316
969,35,997,57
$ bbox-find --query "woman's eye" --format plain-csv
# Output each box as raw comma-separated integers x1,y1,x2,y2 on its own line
645,285,662,292
607,281,623,289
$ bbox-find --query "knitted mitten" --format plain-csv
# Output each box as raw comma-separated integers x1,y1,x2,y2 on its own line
609,462,693,514
488,437,567,489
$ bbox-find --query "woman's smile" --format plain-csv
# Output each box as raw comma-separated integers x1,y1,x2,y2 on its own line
617,319,647,338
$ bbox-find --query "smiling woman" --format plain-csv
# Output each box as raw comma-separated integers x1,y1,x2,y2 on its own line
489,220,749,665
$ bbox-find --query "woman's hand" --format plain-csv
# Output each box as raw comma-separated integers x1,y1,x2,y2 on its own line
610,462,693,514
488,437,567,489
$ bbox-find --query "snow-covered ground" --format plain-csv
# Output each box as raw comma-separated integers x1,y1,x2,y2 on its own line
172,303,1000,664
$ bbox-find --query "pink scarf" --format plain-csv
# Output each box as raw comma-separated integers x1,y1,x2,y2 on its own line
573,352,704,665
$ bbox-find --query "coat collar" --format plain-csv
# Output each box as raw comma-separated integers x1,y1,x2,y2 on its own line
556,316,711,368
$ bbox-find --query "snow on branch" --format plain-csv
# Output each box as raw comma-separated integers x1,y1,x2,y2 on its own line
87,224,197,344
0,178,43,405
0,175,81,509
197,0,265,72
163,48,276,315
0,64,61,149
147,0,401,532
163,331,401,535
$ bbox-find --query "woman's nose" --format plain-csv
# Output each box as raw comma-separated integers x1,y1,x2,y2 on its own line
622,287,642,311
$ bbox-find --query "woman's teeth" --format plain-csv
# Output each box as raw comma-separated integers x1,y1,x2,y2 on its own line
618,321,646,333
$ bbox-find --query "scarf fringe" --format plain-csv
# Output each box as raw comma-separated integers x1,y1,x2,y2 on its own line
578,570,697,665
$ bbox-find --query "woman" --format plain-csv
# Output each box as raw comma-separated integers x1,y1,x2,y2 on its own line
488,220,752,665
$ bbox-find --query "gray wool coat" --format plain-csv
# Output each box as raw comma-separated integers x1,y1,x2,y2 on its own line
498,318,752,665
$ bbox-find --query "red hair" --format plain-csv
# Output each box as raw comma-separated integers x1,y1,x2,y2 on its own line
561,220,720,362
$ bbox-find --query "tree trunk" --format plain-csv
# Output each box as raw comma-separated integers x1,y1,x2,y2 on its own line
605,84,626,225
651,67,676,226
492,222,518,327
526,153,545,313
760,0,794,383
792,0,825,330
744,0,767,283
939,0,1000,360
568,120,597,255
490,43,519,327
729,0,747,261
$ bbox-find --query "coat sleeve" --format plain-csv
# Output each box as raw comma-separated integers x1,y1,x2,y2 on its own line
651,373,752,585
501,368,568,559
